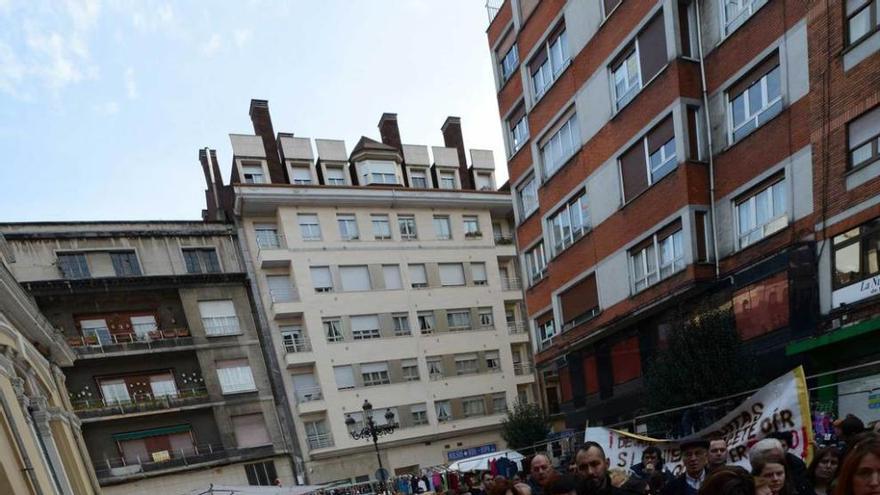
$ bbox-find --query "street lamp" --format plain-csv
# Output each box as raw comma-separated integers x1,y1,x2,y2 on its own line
346,399,398,493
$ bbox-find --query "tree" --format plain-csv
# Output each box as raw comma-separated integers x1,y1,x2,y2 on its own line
501,401,550,454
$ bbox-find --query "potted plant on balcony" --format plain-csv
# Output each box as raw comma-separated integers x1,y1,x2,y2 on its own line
83,334,98,346
465,230,483,239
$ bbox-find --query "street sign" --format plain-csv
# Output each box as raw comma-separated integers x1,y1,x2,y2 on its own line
446,443,497,461
375,468,389,482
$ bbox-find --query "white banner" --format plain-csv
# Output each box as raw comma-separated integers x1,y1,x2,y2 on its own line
585,367,814,475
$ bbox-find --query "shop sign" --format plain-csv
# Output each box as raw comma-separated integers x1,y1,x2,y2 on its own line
832,276,880,308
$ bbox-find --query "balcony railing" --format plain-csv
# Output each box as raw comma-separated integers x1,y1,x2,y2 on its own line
501,277,522,290
486,0,504,23
71,386,209,418
66,328,194,355
283,337,312,353
507,321,527,335
295,386,323,403
494,235,514,245
270,286,298,303
307,432,334,450
514,363,534,375
93,443,275,482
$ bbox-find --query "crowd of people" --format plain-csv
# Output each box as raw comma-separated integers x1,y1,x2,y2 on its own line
442,415,880,495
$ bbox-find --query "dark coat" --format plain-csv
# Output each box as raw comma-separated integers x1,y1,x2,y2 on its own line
660,471,706,495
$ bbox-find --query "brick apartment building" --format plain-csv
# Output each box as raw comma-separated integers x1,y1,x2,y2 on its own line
485,0,880,429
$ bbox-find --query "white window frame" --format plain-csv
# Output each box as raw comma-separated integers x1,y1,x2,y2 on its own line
398,215,418,240
409,264,429,289
722,0,763,36
325,166,346,185
402,359,420,381
216,361,257,394
411,404,429,425
439,172,457,190
612,48,642,110
337,214,360,240
291,167,312,185
517,176,539,218
418,311,435,334
735,179,788,249
500,42,519,81
630,229,685,293
540,114,580,179
472,263,488,286
241,163,266,184
525,242,548,285
371,214,392,240
297,214,322,241
548,193,589,255
361,363,391,386
728,65,782,144
463,216,481,238
199,300,241,336
455,355,479,375
478,308,494,328
310,266,334,293
485,351,500,371
409,169,428,188
446,310,472,331
462,397,486,417
255,224,281,249
324,319,343,343
435,400,452,422
647,138,677,184
433,216,452,240
351,315,381,340
538,317,556,346
427,358,443,379
509,113,530,155
532,28,569,99
392,314,411,336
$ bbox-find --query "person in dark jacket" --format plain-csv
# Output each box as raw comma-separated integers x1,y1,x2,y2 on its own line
660,440,709,495
766,431,811,495
575,442,626,495
631,446,674,484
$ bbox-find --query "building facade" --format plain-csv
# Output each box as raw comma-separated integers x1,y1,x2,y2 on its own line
485,0,880,429
0,237,98,494
200,100,536,484
0,222,295,493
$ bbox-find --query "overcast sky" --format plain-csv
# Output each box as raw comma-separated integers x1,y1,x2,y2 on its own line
0,0,506,222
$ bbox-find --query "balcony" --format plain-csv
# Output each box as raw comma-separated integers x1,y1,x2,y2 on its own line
66,329,194,357
258,245,290,268
270,286,301,319
501,277,522,291
513,363,533,375
507,321,527,335
295,386,323,404
307,432,334,450
72,386,209,420
283,336,312,353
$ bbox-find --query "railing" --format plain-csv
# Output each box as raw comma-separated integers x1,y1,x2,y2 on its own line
429,372,445,381
514,363,534,375
494,235,514,245
270,286,298,303
283,337,312,353
501,277,522,290
307,432,334,450
507,321,527,335
71,386,209,418
295,386,323,403
93,443,275,482
486,0,504,23
67,329,193,355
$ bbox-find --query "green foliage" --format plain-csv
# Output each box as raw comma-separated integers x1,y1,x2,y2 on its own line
501,401,550,454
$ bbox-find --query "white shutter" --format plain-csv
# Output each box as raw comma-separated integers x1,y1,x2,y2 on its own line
471,263,487,282
310,267,332,289
232,413,270,448
291,167,311,181
360,362,389,374
198,300,236,318
455,353,478,361
350,315,379,331
368,161,398,175
334,366,355,389
326,168,345,180
340,266,371,291
383,265,403,290
408,264,428,285
439,263,465,286
411,403,426,413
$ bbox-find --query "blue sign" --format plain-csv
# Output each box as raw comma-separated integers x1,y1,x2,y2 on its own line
447,443,497,461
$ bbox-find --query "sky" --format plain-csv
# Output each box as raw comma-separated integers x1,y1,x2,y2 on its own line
0,0,507,222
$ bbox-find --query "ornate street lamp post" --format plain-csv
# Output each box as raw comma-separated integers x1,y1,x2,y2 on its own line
346,399,398,494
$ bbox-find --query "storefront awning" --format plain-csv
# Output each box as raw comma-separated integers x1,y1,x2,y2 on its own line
112,424,190,442
786,316,880,356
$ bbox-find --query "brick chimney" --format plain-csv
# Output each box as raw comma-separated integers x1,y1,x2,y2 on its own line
249,99,286,184
199,148,231,221
378,113,403,153
441,116,473,189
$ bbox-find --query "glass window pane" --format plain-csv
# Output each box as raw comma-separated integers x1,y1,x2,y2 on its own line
835,242,861,286
849,8,872,43
731,94,746,127
755,189,771,225
772,182,786,217
765,68,781,101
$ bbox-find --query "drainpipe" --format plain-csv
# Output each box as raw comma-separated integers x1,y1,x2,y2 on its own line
694,0,721,277
0,391,44,495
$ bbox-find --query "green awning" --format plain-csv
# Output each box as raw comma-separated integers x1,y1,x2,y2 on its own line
786,316,880,356
112,424,190,442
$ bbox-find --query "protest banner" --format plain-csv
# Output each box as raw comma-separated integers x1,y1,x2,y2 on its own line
585,366,814,475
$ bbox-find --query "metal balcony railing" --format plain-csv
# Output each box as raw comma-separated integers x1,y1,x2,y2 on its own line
295,386,323,403
67,328,193,354
307,433,334,450
283,337,312,353
93,443,275,482
72,386,209,418
514,363,534,375
270,286,298,303
494,235,514,245
507,321,527,335
486,0,504,23
501,277,522,290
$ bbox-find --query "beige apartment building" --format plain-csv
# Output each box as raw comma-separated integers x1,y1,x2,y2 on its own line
201,100,536,483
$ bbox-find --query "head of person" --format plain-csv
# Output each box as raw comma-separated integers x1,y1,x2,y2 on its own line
641,446,663,471
483,472,495,489
530,454,553,486
608,469,629,488
576,442,610,483
750,452,788,495
766,432,794,453
832,433,880,495
709,439,729,468
544,475,579,495
488,479,530,495
807,446,841,486
680,440,709,478
749,438,785,465
834,414,866,442
697,466,754,495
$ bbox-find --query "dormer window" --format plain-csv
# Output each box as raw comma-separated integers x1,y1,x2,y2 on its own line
241,162,266,184
410,169,428,188
439,171,456,190
361,160,399,185
325,167,346,185
291,167,312,185
475,172,494,191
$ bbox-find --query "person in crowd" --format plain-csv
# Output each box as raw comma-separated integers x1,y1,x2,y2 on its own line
489,478,532,495
806,446,840,495
751,452,794,495
766,432,810,495
609,469,629,488
661,440,710,495
469,474,487,495
632,446,672,482
697,466,754,495
619,477,649,494
834,414,866,458
832,433,880,495
575,442,625,495
648,472,668,495
529,454,554,495
545,475,580,495
708,438,730,473
754,477,772,495
750,439,786,465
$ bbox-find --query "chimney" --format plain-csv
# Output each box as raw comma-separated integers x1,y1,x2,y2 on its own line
378,113,403,153
249,99,286,184
441,116,473,189
199,148,228,221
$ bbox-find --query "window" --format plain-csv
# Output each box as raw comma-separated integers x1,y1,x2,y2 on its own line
508,105,530,155
267,275,296,303
398,215,418,240
427,357,443,379
472,263,488,286
111,251,141,276
351,315,381,340
736,178,787,248
340,265,372,291
245,461,277,486
241,163,265,184
499,40,519,81
540,114,580,178
537,313,556,344
232,414,271,448
418,311,435,334
525,242,548,285
199,300,240,336
559,274,600,330
612,50,641,109
847,0,879,46
463,216,481,238
324,319,343,343
361,362,391,386
100,379,130,404
485,350,500,371
517,176,539,217
310,266,333,293
610,13,667,110
304,420,332,449
604,0,622,17
325,167,346,185
447,310,472,331
216,359,256,394
280,325,308,353
334,365,355,390
402,359,420,381
433,215,452,240
728,55,782,143
848,106,880,169
530,24,569,98
723,0,765,35
291,167,312,185
255,223,281,248
298,214,321,241
409,169,428,188
58,253,90,279
549,193,589,254
372,215,392,240
833,219,880,293
130,315,158,339
476,172,494,191
383,265,403,290
183,248,221,274
439,263,466,286
337,214,360,240
411,404,429,425
79,318,111,345
435,400,452,422
463,397,486,417
409,264,429,288
620,116,677,202
439,171,457,190
493,393,508,413
362,161,399,185
478,308,494,328
630,222,685,293
392,314,411,336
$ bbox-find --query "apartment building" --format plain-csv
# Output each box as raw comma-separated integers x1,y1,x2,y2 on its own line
0,222,295,494
199,100,535,483
485,0,880,428
0,238,98,494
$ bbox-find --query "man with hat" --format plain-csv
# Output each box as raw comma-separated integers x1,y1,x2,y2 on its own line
660,439,709,495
